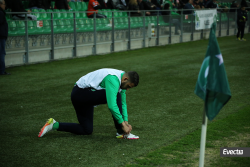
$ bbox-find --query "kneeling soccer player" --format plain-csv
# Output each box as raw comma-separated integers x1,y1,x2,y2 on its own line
38,68,139,139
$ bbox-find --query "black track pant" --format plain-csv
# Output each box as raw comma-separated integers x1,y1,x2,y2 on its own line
236,22,245,39
57,85,123,135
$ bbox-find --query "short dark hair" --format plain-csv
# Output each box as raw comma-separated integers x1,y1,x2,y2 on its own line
127,71,139,87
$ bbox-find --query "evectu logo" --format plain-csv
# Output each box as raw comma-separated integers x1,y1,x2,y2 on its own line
220,147,250,157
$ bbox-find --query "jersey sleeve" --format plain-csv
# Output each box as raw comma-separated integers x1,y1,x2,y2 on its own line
121,90,128,122
104,75,124,124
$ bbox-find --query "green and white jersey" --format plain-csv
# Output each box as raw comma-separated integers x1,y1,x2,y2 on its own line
76,68,128,124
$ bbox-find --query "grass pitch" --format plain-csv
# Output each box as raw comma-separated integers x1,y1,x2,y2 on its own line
0,34,249,167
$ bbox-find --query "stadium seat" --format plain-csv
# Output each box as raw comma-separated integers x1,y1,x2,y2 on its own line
32,9,43,20
130,17,140,28
41,20,51,34
67,11,74,19
75,2,87,11
75,12,83,19
82,18,93,32
68,2,76,11
122,12,128,17
46,9,53,19
7,21,18,36
85,2,89,8
50,20,62,34
101,18,112,31
53,9,61,19
120,18,128,29
76,19,85,32
38,9,50,20
27,21,38,35
113,18,124,30
95,18,104,31
81,2,88,11
56,19,68,33
104,10,112,18
60,9,68,19
65,20,74,33
148,16,157,25
15,20,26,36
113,11,119,17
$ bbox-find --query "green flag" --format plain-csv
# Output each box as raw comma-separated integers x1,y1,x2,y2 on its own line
195,23,231,121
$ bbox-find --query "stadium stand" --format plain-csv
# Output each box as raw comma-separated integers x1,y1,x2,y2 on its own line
4,0,242,37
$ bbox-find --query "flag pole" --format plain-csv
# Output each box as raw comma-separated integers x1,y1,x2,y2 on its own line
199,106,208,167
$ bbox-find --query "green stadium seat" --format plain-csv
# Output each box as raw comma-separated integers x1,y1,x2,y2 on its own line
104,10,112,18
56,19,67,33
68,2,76,11
148,16,157,25
8,21,18,36
15,20,26,36
76,19,85,32
46,9,53,19
53,9,62,19
95,18,103,31
51,20,62,34
130,17,140,28
60,9,68,19
120,18,128,29
27,20,38,35
75,2,86,11
114,11,119,17
81,2,88,11
83,18,93,32
122,12,128,17
76,11,87,18
85,2,89,8
137,17,145,27
113,18,123,30
65,20,74,33
32,9,42,20
41,20,51,34
101,18,112,31
67,11,74,19
38,9,50,20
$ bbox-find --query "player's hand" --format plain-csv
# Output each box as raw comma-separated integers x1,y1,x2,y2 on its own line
122,122,130,134
125,121,132,133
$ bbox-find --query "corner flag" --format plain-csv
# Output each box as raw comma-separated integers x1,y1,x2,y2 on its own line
195,23,232,121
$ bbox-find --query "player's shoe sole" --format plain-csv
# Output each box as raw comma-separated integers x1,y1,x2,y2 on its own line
116,133,139,139
38,118,56,137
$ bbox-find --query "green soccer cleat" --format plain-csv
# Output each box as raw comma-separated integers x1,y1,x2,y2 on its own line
241,38,246,41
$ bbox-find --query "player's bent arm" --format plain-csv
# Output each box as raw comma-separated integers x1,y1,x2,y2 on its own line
121,90,128,121
104,75,124,124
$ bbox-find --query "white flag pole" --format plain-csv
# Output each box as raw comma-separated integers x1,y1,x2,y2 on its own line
199,108,208,167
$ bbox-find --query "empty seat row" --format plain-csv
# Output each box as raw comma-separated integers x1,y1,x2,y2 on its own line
7,16,172,36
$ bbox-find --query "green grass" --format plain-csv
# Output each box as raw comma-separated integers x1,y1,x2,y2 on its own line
0,34,250,167
125,106,250,167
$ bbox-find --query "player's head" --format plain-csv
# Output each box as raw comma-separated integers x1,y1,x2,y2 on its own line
120,71,139,90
